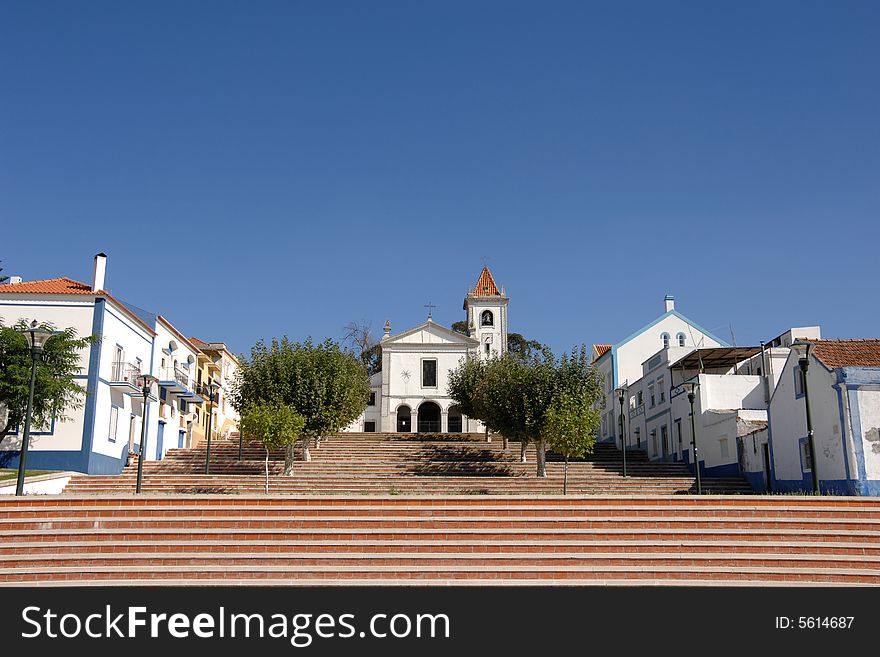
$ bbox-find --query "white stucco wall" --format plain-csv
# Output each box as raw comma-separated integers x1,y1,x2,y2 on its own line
857,388,880,480
0,295,96,454
769,352,848,484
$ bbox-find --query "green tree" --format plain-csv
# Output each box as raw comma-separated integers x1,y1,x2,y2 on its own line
451,320,469,335
448,346,601,477
544,392,601,493
232,337,370,473
0,320,97,446
239,402,305,492
506,332,546,361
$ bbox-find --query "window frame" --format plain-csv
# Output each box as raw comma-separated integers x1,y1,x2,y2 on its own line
421,358,438,389
109,406,119,442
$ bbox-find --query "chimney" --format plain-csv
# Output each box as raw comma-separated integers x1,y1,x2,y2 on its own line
381,320,391,341
664,295,675,312
92,253,107,292
5,276,22,285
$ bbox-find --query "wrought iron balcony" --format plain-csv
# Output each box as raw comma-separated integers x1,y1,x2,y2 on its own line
110,361,142,387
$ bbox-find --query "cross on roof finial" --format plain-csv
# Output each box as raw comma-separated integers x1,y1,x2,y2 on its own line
424,301,436,320
480,255,490,267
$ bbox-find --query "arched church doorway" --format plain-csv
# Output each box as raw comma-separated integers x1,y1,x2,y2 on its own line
417,402,441,433
396,405,411,433
447,405,463,433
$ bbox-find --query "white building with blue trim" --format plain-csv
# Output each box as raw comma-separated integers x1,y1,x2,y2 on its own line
0,253,210,475
767,338,880,496
591,295,728,448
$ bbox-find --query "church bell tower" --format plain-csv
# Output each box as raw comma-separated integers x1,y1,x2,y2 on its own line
464,266,508,359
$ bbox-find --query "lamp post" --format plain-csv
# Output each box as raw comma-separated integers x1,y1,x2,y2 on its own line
791,340,820,495
615,385,627,478
135,374,158,494
680,379,701,495
13,321,57,497
203,380,219,475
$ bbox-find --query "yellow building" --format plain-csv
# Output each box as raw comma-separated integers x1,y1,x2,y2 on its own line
190,338,241,447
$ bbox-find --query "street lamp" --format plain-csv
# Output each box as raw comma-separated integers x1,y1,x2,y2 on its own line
13,321,58,496
615,384,628,478
791,340,820,495
203,380,220,475
680,379,702,495
135,374,158,494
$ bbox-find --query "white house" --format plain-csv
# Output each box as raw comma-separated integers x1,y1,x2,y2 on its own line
0,254,159,474
0,253,225,475
592,295,728,447
767,338,880,496
346,266,507,433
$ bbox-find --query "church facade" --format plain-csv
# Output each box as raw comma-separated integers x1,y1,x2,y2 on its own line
345,267,508,433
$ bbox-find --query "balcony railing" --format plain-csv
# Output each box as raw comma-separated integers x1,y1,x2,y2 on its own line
159,366,191,389
110,362,142,386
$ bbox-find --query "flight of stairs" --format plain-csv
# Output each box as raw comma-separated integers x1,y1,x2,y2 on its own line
1,495,878,585
62,433,752,495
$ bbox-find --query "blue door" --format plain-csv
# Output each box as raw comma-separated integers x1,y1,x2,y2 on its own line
156,421,165,460
178,429,185,449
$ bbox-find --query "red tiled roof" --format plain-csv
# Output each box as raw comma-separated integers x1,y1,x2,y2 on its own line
810,340,880,369
0,277,94,294
190,337,207,346
593,344,612,359
473,267,501,296
0,277,156,336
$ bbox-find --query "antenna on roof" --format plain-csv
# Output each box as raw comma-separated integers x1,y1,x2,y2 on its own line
729,324,737,347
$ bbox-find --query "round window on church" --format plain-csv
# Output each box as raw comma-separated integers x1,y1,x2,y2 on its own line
481,310,494,327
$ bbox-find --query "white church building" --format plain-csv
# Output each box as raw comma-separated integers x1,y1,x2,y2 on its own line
346,267,508,434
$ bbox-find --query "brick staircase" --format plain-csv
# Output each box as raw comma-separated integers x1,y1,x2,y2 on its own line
63,433,751,495
1,495,878,585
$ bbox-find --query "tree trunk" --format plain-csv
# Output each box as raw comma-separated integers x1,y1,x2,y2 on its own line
301,436,312,462
563,455,569,494
520,440,527,463
536,439,547,477
265,446,270,494
284,442,296,476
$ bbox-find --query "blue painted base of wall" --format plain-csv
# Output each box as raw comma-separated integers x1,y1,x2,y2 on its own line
742,470,768,493
772,477,863,496
0,446,127,475
702,462,742,478
0,450,88,473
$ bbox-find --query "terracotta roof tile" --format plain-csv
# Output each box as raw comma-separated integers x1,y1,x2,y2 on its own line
473,267,501,296
594,344,612,357
810,339,880,368
0,277,94,294
0,277,156,336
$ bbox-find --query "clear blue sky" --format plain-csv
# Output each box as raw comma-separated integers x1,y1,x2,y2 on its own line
2,1,878,356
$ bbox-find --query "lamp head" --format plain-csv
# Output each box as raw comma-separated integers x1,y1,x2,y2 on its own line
16,320,58,354
137,374,158,396
791,340,812,363
680,379,698,398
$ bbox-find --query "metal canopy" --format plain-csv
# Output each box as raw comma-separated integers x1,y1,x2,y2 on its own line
669,346,763,371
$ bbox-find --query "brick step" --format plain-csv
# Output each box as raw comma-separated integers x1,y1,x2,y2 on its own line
4,502,874,518
2,516,875,531
6,528,877,544
1,565,877,585
2,540,879,556
4,552,879,570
